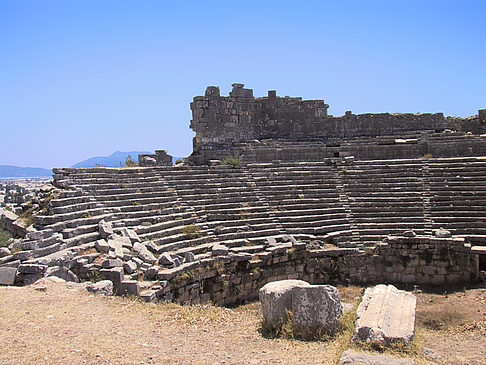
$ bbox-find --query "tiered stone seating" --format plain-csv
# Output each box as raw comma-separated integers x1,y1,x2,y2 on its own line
3,157,486,289
429,157,486,238
247,162,351,245
340,159,427,246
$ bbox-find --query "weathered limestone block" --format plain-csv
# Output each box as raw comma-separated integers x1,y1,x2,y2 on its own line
121,228,140,243
434,229,451,238
260,280,310,327
184,252,195,262
138,248,157,264
17,263,48,275
84,280,113,296
212,244,229,256
44,265,79,283
353,284,416,347
120,280,140,296
0,247,11,258
132,241,144,253
100,267,124,294
158,252,175,266
123,260,137,274
144,265,159,280
95,239,109,253
0,267,17,285
102,259,123,269
339,350,415,365
98,220,113,239
292,285,342,334
259,280,342,336
108,234,132,249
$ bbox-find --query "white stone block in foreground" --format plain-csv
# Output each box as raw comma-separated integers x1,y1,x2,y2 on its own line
353,284,416,347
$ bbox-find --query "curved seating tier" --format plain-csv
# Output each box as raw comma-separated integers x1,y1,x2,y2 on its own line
2,157,486,281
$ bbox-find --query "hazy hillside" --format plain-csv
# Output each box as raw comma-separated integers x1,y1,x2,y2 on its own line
0,165,51,178
72,151,150,168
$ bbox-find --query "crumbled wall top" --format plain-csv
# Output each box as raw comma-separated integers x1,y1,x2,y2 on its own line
190,84,485,150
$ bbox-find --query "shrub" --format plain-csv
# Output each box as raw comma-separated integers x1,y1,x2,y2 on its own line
175,159,183,164
0,228,12,248
223,156,241,169
19,208,34,227
125,155,138,167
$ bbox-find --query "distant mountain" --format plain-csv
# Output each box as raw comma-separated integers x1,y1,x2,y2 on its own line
0,165,51,178
72,151,151,168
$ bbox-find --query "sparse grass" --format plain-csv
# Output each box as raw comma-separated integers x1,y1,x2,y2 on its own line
223,156,241,169
0,227,12,247
87,270,103,283
131,201,142,206
19,207,35,227
0,283,484,365
75,247,97,256
180,224,202,238
418,305,466,330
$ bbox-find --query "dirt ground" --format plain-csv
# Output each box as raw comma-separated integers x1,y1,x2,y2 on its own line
0,280,484,365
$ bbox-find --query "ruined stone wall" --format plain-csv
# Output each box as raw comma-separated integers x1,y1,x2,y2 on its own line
189,84,485,164
138,150,173,167
190,84,328,151
148,236,478,306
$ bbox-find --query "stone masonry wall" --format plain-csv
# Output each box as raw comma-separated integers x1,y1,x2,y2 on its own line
189,84,485,165
144,236,478,306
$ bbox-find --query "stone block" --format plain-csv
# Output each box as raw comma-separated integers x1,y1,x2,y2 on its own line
138,248,157,264
17,263,48,275
95,239,109,253
339,350,415,365
0,267,17,285
123,260,137,274
212,244,229,256
0,247,11,258
260,280,310,327
120,280,140,296
132,242,144,253
121,228,140,243
434,229,451,238
44,266,79,282
292,285,342,334
140,289,157,302
144,265,159,280
158,252,175,266
184,252,195,262
102,259,123,269
98,220,113,239
353,284,416,347
100,267,124,294
84,280,113,296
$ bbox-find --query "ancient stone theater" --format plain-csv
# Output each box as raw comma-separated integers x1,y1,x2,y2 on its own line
1,83,485,305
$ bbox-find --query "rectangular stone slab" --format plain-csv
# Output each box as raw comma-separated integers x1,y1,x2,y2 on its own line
0,267,17,285
353,284,416,347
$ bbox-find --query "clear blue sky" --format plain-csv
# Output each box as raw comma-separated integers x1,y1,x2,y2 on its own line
1,0,485,169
